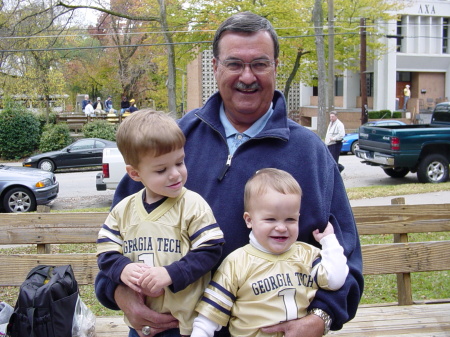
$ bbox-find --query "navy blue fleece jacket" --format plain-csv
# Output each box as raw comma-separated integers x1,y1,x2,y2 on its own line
95,90,363,332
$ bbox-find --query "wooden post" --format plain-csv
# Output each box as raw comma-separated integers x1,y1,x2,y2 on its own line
392,197,413,305
36,206,52,255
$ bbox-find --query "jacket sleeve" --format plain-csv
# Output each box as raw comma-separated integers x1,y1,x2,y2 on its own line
337,121,346,141
165,244,223,292
308,167,363,331
94,173,143,307
94,269,121,310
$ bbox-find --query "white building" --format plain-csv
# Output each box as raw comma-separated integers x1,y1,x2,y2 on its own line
372,0,450,115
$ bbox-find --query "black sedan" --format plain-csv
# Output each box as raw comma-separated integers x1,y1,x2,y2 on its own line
22,138,117,172
0,165,59,212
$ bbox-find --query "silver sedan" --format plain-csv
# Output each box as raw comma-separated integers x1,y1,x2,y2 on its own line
0,165,59,212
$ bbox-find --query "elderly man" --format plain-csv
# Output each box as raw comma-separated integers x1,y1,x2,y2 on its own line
95,12,363,337
325,111,346,172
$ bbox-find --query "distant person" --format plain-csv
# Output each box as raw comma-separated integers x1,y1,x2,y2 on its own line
120,96,130,115
84,100,95,117
105,96,113,113
325,111,345,172
96,109,225,337
129,99,138,113
192,168,348,337
81,95,89,113
403,85,411,111
93,97,105,114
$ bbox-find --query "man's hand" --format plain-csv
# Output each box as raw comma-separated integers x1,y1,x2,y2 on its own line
114,284,178,337
261,314,325,337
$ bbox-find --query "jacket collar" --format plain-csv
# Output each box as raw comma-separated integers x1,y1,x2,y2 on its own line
195,90,290,141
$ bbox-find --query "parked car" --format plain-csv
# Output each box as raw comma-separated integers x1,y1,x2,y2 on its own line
0,165,59,212
341,120,407,155
23,138,117,172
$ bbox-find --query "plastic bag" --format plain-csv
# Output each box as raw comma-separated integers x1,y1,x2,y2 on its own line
0,302,14,336
72,296,96,337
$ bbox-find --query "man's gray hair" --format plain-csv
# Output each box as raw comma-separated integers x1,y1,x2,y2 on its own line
212,12,279,60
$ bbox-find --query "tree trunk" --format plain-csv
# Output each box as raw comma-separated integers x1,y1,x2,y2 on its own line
283,49,310,102
158,0,177,116
327,0,335,113
313,0,327,139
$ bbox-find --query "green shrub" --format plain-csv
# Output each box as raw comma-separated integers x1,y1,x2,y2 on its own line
368,111,380,119
0,103,40,160
37,112,57,129
392,111,402,118
368,110,394,119
82,120,117,141
39,123,72,152
379,110,392,118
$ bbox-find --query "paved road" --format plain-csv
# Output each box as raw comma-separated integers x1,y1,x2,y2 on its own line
4,155,445,210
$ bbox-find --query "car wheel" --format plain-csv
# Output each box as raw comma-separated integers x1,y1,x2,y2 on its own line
383,167,410,178
417,154,449,183
3,187,37,213
38,159,55,172
350,141,359,155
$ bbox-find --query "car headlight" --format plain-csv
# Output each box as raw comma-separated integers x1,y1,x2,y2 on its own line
35,178,52,188
24,158,32,163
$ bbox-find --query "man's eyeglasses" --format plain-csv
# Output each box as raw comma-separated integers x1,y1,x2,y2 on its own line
218,59,275,74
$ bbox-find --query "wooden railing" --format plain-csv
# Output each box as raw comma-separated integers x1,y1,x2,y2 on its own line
1,200,450,336
56,114,125,132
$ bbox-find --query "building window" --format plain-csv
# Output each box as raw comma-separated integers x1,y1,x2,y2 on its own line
312,76,343,96
396,72,411,82
335,76,343,96
396,16,403,52
443,18,449,54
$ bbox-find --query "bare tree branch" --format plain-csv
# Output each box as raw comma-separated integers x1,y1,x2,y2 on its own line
56,1,160,23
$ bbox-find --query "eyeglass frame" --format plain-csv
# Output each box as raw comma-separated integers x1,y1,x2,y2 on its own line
216,58,276,74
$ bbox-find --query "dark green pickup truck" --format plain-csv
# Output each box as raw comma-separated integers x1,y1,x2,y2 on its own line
355,102,450,183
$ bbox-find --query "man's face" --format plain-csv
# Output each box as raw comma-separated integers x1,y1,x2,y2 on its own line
330,114,337,123
213,31,278,131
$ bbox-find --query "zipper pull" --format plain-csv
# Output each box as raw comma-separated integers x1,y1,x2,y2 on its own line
218,155,232,181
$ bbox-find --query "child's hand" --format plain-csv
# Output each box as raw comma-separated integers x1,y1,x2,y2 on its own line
137,266,172,294
313,222,334,242
120,263,148,293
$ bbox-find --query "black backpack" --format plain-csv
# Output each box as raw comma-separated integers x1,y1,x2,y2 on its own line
7,265,79,337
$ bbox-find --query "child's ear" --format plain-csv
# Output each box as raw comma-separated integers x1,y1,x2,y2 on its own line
243,212,252,229
126,165,141,182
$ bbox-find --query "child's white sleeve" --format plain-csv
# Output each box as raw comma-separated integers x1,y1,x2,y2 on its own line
316,234,349,290
191,314,222,337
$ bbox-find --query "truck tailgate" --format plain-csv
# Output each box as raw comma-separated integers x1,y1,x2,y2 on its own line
358,126,395,152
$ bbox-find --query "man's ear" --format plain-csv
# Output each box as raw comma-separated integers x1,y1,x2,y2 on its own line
126,165,141,182
243,212,252,229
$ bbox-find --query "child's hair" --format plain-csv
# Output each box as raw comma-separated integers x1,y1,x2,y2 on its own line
244,168,302,211
116,109,186,168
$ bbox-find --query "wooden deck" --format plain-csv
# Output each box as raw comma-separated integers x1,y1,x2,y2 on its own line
94,302,450,337
330,302,450,336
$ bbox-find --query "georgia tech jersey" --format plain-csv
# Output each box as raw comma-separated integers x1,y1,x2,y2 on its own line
196,242,331,337
97,187,224,335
